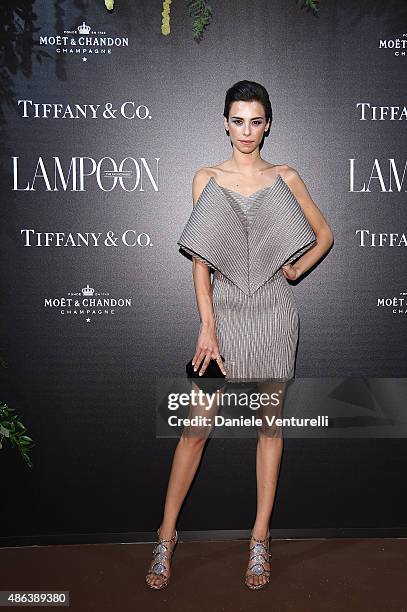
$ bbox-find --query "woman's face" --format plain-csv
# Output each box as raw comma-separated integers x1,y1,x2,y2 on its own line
224,100,270,152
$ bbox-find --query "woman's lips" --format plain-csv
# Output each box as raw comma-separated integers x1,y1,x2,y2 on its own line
239,140,254,144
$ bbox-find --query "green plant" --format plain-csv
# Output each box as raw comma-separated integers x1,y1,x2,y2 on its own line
103,0,321,39
304,0,320,13
0,402,34,468
186,0,212,42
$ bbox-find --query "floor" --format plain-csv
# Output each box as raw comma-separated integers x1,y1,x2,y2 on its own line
1,537,407,611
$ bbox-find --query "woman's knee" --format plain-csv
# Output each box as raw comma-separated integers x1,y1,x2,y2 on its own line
257,428,284,442
180,431,210,447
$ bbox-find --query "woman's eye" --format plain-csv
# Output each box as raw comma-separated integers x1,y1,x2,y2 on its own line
232,120,262,125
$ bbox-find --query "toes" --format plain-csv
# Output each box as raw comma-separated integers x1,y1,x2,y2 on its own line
247,574,257,587
147,575,154,587
146,572,165,588
156,576,164,587
246,569,270,588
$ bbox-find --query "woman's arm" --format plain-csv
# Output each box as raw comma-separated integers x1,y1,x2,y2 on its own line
282,166,334,280
190,169,227,376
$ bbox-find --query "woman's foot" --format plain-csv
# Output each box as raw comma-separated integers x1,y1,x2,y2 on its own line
145,526,178,589
244,529,271,590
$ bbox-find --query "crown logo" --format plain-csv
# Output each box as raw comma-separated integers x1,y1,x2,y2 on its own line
82,284,94,296
78,21,91,34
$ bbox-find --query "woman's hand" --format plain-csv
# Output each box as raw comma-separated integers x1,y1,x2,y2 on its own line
281,263,301,281
192,323,227,377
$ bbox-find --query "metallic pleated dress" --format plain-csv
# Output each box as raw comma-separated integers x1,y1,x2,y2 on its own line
177,174,317,383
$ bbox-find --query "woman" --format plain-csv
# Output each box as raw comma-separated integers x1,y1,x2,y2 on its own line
146,80,334,590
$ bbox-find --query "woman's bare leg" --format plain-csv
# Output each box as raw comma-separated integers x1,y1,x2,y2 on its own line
146,381,225,588
245,380,288,588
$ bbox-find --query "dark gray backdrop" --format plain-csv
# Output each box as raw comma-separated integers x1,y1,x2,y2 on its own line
1,0,407,545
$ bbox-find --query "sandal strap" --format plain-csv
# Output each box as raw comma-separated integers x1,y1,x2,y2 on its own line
246,567,271,578
250,530,270,544
249,551,269,563
156,527,178,544
147,564,167,576
147,528,178,577
246,530,271,579
250,543,268,552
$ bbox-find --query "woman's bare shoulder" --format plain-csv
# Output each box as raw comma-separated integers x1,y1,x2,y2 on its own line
192,166,214,183
278,164,303,183
273,163,292,178
191,166,216,206
193,164,226,180
191,163,235,203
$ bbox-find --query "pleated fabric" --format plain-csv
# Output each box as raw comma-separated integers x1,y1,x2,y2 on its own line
177,174,317,382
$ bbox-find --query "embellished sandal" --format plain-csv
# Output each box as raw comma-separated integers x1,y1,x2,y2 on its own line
244,530,271,590
145,526,178,590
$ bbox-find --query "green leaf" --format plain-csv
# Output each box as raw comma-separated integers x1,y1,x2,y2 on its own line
0,425,10,437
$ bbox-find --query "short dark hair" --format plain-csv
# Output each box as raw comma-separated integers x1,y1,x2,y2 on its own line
223,80,272,125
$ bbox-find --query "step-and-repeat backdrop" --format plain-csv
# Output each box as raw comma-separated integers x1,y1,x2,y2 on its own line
1,0,406,543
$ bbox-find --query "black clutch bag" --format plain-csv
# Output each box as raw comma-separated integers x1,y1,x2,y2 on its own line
186,355,227,393
186,355,226,380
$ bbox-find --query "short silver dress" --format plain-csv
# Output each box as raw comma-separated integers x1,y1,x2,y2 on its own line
177,174,317,383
